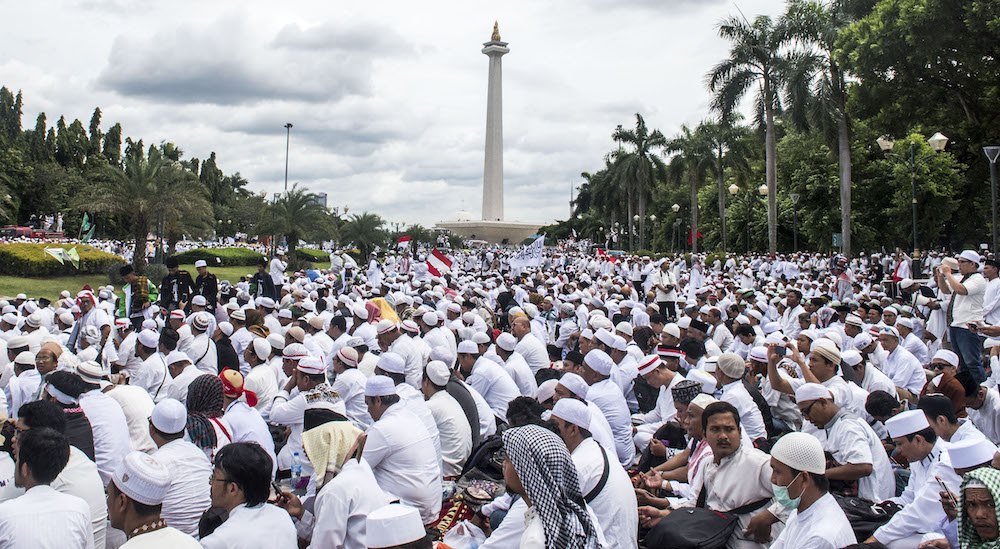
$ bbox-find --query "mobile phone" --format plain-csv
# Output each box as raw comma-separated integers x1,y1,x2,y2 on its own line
270,480,284,500
775,345,787,356
934,476,958,509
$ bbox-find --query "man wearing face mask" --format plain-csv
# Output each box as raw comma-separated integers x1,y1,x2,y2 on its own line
767,432,857,548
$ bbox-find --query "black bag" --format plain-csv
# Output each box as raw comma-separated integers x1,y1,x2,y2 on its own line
834,495,898,541
644,490,771,549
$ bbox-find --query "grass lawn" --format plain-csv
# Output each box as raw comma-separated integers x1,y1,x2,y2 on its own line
0,262,327,302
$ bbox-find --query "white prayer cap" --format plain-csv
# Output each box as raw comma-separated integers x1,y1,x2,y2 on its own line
251,338,271,362
637,355,661,376
425,361,450,386
799,329,819,341
366,503,426,548
845,313,865,327
212,321,231,338
112,452,171,506
60,290,71,299
421,311,439,326
536,379,559,403
932,349,960,367
852,333,874,350
662,323,681,339
771,432,826,475
352,304,369,319
267,333,285,351
949,438,999,470
878,325,901,340
580,328,594,341
841,350,863,367
822,332,843,349
375,319,396,335
552,398,590,431
365,376,397,397
58,312,74,326
717,353,745,378
794,383,833,403
811,339,841,365
259,297,275,309
762,322,780,335
376,352,405,374
885,409,931,439
747,309,764,321
194,260,208,268
895,317,913,330
748,346,768,363
702,356,718,373
447,302,462,314
165,351,190,367
615,322,633,337
24,313,42,328
471,331,491,345
296,356,325,375
676,317,692,329
960,250,982,265
191,312,211,332
457,340,479,355
689,393,718,410
558,373,590,399
986,338,1000,350
277,309,293,319
594,328,615,348
1,313,18,326
496,332,517,352
400,320,419,334
230,308,246,322
76,360,107,385
686,369,717,395
137,329,159,349
734,315,750,325
583,349,614,376
151,399,187,434
191,295,207,306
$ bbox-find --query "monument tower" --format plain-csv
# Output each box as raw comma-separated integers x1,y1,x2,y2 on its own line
481,22,508,221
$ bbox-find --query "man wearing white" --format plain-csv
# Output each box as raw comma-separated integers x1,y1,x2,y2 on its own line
421,361,472,478
148,399,212,537
106,451,201,548
582,349,636,467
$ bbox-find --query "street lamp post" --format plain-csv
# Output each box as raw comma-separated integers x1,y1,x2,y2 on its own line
789,193,801,252
633,214,641,251
649,214,657,253
877,132,949,257
985,146,1000,254
283,123,293,192
672,203,681,253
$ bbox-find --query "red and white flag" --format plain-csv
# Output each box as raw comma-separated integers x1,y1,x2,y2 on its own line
596,248,617,264
397,235,411,249
427,248,452,277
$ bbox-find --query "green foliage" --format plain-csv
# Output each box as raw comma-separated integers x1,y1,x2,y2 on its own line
294,248,328,262
170,247,265,267
256,184,332,260
0,243,123,276
340,213,386,258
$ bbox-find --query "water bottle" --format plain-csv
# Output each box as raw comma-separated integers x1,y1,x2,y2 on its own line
291,452,302,490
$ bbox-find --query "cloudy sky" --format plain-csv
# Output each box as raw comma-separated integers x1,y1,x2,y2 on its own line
4,0,784,227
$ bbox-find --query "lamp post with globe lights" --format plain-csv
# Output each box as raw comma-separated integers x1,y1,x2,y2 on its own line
789,193,801,253
633,214,641,251
671,203,683,253
728,184,767,253
877,132,949,257
649,214,657,253
985,145,1000,254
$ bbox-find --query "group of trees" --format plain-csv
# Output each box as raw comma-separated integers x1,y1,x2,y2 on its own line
0,88,452,269
555,0,998,257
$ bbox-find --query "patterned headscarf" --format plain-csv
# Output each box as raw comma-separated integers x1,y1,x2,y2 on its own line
959,467,1000,549
186,374,225,450
364,301,382,323
502,425,599,549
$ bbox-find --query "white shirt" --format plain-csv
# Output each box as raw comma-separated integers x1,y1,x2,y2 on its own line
387,334,424,388
5,369,39,418
0,485,94,549
154,439,213,537
877,440,961,544
427,390,473,477
514,333,548,373
823,410,895,502
720,380,768,441
295,460,390,549
51,447,107,549
165,364,202,405
983,276,1000,325
78,389,132,485
859,361,897,396
504,351,538,397
185,333,217,375
770,492,857,549
133,353,169,401
587,378,635,467
947,271,986,327
331,368,372,430
121,527,201,549
107,385,157,453
968,387,1000,442
362,402,442,523
571,438,639,549
223,400,277,478
883,344,926,393
465,357,521,420
243,364,278,420
199,502,297,549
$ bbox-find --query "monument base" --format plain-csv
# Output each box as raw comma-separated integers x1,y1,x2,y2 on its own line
435,220,542,245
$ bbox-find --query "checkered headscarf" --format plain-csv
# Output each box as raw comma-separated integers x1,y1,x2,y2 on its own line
502,425,599,549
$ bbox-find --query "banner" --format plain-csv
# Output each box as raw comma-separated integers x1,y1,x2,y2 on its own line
510,235,545,270
43,247,80,269
66,247,80,269
397,235,411,249
44,247,66,264
427,248,452,277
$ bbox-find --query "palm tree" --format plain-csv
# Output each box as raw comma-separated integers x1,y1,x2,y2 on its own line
666,124,713,253
259,184,331,261
700,119,756,253
340,212,386,258
708,14,790,253
84,146,209,271
783,0,855,257
612,114,668,251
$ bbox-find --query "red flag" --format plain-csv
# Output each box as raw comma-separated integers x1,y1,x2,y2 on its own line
687,230,703,245
596,248,618,263
427,248,452,276
397,235,411,249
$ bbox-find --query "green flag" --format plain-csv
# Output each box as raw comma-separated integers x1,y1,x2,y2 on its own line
82,225,96,243
66,247,80,269
81,213,91,233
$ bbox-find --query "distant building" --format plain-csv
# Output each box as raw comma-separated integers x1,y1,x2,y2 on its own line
314,192,328,209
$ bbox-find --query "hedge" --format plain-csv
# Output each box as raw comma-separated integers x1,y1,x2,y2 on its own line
170,247,265,267
0,243,124,277
295,248,328,262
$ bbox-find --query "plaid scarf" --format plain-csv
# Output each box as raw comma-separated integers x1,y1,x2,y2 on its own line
186,374,225,450
959,467,1000,549
502,425,599,549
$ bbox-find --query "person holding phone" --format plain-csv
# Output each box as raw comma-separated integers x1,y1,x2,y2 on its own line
938,250,988,384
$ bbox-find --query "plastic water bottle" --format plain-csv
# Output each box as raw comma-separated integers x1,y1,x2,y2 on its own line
291,452,302,490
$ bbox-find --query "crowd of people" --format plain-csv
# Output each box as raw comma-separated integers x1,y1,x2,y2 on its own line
2,242,1000,549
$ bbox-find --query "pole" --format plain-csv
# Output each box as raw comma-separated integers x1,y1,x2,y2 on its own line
910,142,919,256
284,123,293,192
746,194,751,254
793,205,798,252
991,159,998,254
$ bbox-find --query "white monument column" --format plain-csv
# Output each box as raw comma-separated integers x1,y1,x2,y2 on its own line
481,22,508,222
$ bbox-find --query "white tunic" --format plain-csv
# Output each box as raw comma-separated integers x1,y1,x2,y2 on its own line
294,460,390,549
0,485,94,549
968,387,1000,442
823,410,895,502
771,492,856,548
876,440,960,544
466,357,521,420
514,333,548,373
153,439,213,537
78,389,132,485
587,379,635,467
51,447,107,549
720,380,768,441
571,438,638,549
331,368,372,430
504,351,538,397
120,527,201,549
199,502,297,549
426,390,473,477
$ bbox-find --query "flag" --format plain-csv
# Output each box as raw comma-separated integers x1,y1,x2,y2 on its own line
510,235,545,270
82,225,95,242
397,235,411,249
66,247,80,269
571,229,577,239
44,247,66,264
426,248,452,277
80,213,92,233
596,248,618,263
687,229,704,246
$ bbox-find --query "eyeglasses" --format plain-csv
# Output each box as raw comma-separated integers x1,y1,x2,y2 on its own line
801,400,820,417
208,475,232,485
931,363,951,371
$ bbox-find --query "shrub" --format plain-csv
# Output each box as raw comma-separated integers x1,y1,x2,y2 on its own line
294,248,328,262
170,247,265,267
142,263,168,286
0,243,125,277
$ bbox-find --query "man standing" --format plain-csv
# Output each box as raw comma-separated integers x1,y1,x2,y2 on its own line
194,260,219,312
250,258,278,301
938,250,987,382
982,258,1000,325
270,250,287,287
120,265,152,331
159,257,194,313
651,260,678,319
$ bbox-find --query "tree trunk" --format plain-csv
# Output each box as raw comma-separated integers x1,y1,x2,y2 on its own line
689,168,699,254
638,194,647,251
717,149,726,254
132,223,148,273
627,189,635,252
837,100,852,259
764,90,778,254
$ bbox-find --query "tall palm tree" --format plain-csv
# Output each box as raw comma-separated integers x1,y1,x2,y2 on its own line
612,114,667,251
259,184,331,261
708,14,790,253
666,124,713,253
340,212,386,258
783,0,855,257
84,146,209,271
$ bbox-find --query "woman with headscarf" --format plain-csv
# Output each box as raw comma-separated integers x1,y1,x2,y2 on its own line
501,424,601,549
185,374,232,461
277,406,390,549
